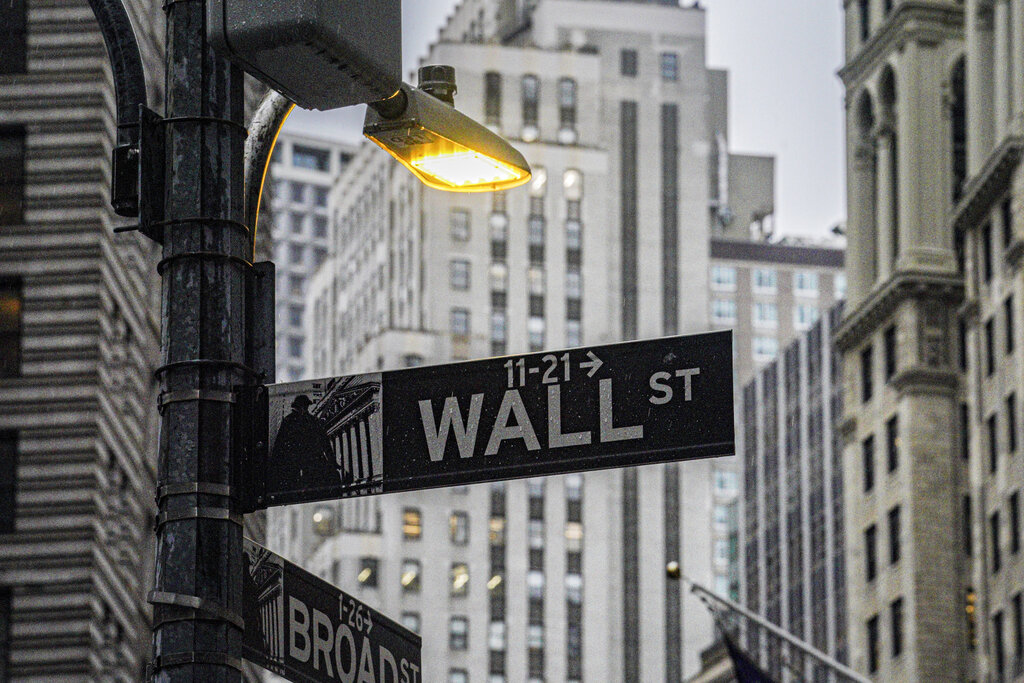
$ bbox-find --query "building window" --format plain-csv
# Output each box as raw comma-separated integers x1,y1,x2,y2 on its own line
490,262,509,293
528,316,544,351
1009,393,1018,454
891,597,904,657
527,570,545,599
0,433,15,533
450,259,470,290
0,280,22,378
313,215,328,238
451,308,470,337
660,52,678,81
449,670,468,683
402,507,421,539
858,0,870,42
711,265,737,291
712,299,736,324
451,208,470,241
886,415,899,473
620,48,638,77
451,562,469,596
964,494,973,556
489,620,506,650
986,317,996,375
485,71,502,127
983,221,994,283
449,616,469,650
313,186,328,207
865,524,877,582
565,573,583,604
358,557,379,587
522,75,539,141
883,324,897,380
752,268,776,292
289,243,304,265
401,559,421,592
288,274,304,297
794,304,818,329
0,128,26,225
290,182,306,203
558,78,577,143
1011,491,1021,555
293,145,329,171
861,344,873,403
994,611,1006,680
992,510,1002,573
566,268,582,299
753,302,778,328
1014,593,1023,663
450,511,469,545
888,506,901,565
990,413,999,474
287,336,303,359
0,0,26,74
1007,297,1016,354
753,336,778,361
794,270,818,294
863,435,875,492
834,273,847,298
491,311,507,344
566,320,581,347
867,614,880,674
401,612,421,633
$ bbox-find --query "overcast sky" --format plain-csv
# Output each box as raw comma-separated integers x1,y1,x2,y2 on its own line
284,0,846,238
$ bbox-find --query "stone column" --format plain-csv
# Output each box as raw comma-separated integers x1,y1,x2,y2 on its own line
874,122,896,280
847,142,878,304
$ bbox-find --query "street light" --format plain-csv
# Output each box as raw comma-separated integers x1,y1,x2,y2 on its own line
364,67,531,192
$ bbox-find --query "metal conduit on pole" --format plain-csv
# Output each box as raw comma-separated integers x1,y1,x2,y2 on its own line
147,0,249,678
243,89,294,259
685,576,872,683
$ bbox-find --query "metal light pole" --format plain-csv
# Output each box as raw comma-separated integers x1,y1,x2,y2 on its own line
147,1,249,679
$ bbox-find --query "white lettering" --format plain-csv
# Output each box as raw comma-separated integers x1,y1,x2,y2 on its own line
379,646,399,682
675,368,700,401
485,389,541,455
599,378,643,442
401,659,421,683
288,596,311,663
312,608,333,675
648,371,673,405
547,384,591,448
334,624,357,683
357,634,376,683
418,394,484,461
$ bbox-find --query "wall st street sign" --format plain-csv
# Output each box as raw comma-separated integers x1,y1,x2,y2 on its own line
246,331,734,509
242,538,422,682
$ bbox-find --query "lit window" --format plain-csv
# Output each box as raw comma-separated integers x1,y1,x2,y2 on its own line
710,265,736,291
528,267,545,295
489,517,505,545
311,505,334,536
450,259,470,290
753,336,778,361
450,511,469,545
565,521,583,551
402,507,421,539
563,169,583,200
712,299,736,323
450,562,469,596
558,78,577,144
753,268,777,292
753,302,778,328
451,208,470,241
661,52,679,81
521,75,539,141
0,280,22,377
530,166,547,197
401,612,421,633
400,559,421,592
565,573,583,604
358,557,378,587
490,262,508,292
449,616,468,650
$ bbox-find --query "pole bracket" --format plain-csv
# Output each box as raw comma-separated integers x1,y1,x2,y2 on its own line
158,389,237,410
156,481,233,500
149,651,245,674
148,591,245,630
155,506,243,528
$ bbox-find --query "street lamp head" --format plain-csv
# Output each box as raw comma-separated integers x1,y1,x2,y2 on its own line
364,68,531,193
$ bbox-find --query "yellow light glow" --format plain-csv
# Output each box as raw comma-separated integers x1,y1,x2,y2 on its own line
401,571,417,586
452,573,469,590
357,568,372,583
487,574,502,590
411,152,521,187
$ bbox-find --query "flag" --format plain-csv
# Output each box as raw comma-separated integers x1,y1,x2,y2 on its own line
721,630,778,683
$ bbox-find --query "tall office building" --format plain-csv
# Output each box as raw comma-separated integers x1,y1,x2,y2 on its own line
265,133,356,383
267,1,776,680
0,1,163,678
741,303,848,681
837,1,969,680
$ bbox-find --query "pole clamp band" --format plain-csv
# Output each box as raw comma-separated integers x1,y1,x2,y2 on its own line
158,389,237,410
155,506,243,528
150,651,244,673
149,591,245,630
156,482,233,500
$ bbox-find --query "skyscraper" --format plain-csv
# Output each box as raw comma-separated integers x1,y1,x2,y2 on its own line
271,0,775,680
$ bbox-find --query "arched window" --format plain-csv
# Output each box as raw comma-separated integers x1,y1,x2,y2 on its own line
879,66,899,266
484,71,502,128
522,74,539,142
558,77,577,144
950,56,967,203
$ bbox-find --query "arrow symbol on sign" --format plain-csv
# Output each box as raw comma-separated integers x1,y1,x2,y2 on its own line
580,351,603,377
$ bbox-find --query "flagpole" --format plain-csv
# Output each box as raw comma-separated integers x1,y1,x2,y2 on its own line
684,576,872,683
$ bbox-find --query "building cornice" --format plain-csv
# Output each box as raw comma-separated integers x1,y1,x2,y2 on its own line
835,271,964,352
838,2,964,93
952,136,1024,236
890,365,960,396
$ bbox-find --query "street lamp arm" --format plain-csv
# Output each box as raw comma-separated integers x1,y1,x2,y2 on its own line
244,89,295,259
86,0,147,216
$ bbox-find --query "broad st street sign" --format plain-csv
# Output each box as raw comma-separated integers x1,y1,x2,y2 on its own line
245,331,734,509
242,538,422,682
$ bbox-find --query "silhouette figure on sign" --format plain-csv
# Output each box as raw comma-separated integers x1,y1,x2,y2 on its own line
270,395,338,491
